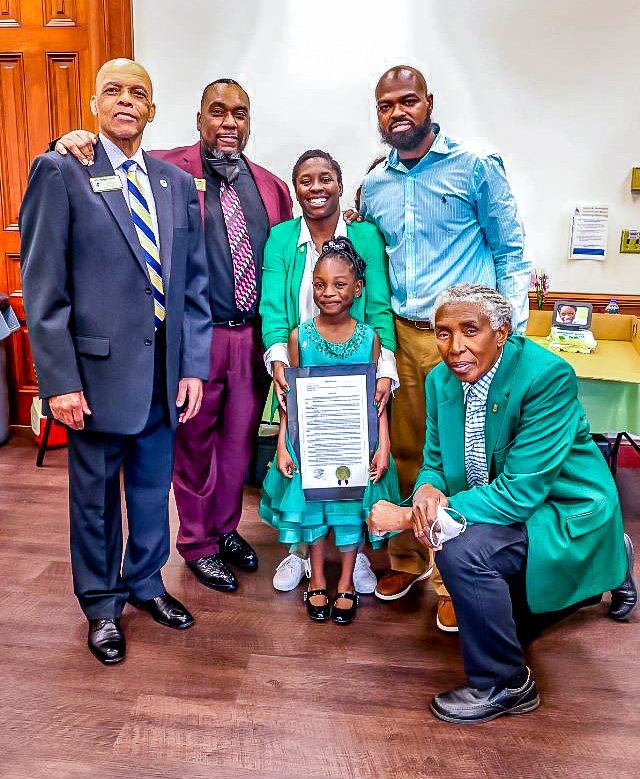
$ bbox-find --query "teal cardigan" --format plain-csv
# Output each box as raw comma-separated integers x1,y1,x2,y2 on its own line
415,336,627,613
260,217,396,352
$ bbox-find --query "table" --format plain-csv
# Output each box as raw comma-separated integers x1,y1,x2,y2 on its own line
526,310,640,470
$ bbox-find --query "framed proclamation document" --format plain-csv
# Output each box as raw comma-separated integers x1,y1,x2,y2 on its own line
285,364,378,501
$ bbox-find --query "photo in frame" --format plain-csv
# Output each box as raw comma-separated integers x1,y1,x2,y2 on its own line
285,363,378,502
552,300,593,330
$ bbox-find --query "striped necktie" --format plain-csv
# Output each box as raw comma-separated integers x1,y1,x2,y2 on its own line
219,179,258,312
121,159,165,329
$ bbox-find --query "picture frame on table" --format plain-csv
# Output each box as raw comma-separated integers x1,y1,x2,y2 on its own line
552,300,593,330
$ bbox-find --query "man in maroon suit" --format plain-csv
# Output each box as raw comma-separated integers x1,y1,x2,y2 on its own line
56,78,293,592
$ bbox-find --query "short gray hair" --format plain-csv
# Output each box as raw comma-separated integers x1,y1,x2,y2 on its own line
434,284,513,332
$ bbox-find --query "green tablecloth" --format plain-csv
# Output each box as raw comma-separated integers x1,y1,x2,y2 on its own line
527,334,640,436
577,378,640,436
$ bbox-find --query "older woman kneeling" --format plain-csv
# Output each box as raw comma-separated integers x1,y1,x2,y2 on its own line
369,283,634,724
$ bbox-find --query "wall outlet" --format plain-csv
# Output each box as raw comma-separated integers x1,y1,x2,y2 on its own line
620,229,640,253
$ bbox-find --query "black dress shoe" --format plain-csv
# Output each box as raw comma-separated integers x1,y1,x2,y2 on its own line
187,554,238,592
609,533,638,621
129,592,194,629
303,588,331,621
220,531,258,570
430,666,540,724
87,618,125,665
331,592,359,625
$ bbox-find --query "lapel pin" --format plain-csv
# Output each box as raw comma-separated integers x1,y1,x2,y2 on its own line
492,403,499,413
159,179,168,188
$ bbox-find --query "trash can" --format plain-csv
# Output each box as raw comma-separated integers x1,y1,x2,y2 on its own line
0,293,20,445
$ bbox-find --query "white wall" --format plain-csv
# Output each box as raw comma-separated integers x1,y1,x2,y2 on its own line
134,0,640,294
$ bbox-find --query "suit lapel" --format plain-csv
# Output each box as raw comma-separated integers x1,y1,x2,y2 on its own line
484,340,518,466
90,141,148,277
246,156,279,226
438,375,468,494
289,218,304,324
145,153,173,289
182,142,205,223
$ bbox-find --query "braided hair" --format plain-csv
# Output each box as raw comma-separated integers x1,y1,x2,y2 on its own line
316,237,366,281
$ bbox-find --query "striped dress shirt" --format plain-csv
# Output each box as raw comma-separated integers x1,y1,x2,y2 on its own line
462,353,503,487
360,125,530,333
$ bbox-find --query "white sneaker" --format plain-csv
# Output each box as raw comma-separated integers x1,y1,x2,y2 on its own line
353,552,377,594
273,554,311,592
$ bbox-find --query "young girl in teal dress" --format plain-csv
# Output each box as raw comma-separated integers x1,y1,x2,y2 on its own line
259,238,400,624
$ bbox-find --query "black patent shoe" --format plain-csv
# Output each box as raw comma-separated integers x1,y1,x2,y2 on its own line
430,666,540,724
609,533,638,621
332,592,359,625
128,592,194,629
87,618,125,665
303,588,331,621
187,554,238,592
220,531,258,570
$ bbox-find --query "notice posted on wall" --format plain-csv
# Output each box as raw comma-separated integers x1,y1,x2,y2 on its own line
569,204,608,261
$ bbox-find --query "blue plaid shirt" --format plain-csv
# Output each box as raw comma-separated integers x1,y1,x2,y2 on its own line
462,354,503,487
360,125,530,333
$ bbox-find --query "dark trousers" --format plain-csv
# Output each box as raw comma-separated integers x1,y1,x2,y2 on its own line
436,523,599,688
173,322,267,561
67,331,173,619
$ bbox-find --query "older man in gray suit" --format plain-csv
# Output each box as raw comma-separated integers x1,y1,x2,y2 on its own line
19,59,211,665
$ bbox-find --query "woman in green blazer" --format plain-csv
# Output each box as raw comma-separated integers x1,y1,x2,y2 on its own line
260,149,397,410
369,283,630,725
260,149,397,594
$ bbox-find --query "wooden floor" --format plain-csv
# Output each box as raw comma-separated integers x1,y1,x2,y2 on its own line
1,429,639,779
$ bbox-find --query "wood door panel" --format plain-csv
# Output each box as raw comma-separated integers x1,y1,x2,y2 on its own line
42,0,78,27
46,53,82,139
6,252,23,317
0,55,29,231
0,0,21,28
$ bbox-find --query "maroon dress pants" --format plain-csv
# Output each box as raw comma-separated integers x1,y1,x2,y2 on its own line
173,322,267,561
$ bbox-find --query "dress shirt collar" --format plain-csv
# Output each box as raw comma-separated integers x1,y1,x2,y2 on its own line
462,351,503,404
386,123,449,172
297,212,348,248
99,132,147,174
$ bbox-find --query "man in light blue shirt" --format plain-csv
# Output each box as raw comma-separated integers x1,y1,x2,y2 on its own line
359,66,530,624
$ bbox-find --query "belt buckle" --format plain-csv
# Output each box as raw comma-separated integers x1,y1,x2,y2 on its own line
414,319,432,331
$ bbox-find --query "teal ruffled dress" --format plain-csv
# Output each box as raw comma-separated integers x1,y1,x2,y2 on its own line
259,319,401,551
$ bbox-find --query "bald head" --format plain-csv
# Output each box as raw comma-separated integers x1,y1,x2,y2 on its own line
376,66,428,99
96,58,153,98
91,58,156,156
374,65,434,156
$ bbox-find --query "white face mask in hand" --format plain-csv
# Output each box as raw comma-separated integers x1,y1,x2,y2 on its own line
428,505,467,548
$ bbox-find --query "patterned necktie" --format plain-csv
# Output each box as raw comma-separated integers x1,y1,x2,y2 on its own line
219,179,257,312
121,160,165,329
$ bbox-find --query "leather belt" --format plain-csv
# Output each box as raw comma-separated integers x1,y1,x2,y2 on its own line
394,313,434,331
212,318,255,327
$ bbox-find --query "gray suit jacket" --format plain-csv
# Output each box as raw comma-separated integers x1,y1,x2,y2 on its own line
19,139,212,434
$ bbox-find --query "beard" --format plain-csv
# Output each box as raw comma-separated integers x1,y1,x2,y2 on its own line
204,146,241,161
380,117,432,152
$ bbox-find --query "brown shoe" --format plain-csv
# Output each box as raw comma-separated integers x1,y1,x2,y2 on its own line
374,567,432,601
436,595,458,633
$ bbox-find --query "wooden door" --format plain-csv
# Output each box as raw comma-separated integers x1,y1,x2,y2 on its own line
0,0,132,425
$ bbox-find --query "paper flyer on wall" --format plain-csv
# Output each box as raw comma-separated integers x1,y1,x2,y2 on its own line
569,204,608,261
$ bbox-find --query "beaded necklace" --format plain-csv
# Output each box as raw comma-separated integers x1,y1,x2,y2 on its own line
305,319,367,360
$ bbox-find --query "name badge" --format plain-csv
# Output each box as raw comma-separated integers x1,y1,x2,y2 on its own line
90,175,123,193
194,177,207,192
